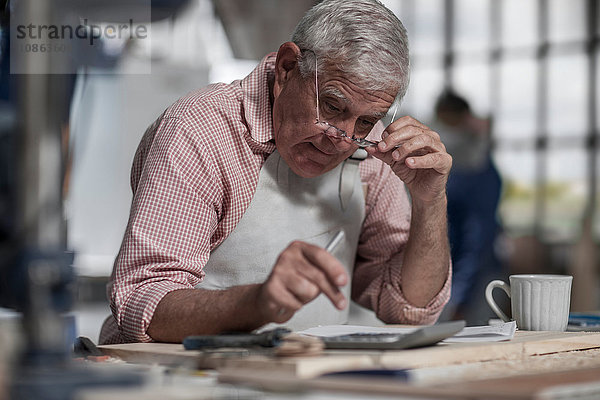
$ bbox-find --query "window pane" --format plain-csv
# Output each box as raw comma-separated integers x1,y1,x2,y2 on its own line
598,2,600,36
453,59,490,115
496,59,537,141
542,147,588,241
411,0,445,55
454,0,490,53
402,63,444,121
548,0,586,43
594,54,600,240
380,0,402,17
547,54,588,138
597,52,600,131
501,0,538,48
493,148,537,233
596,149,600,240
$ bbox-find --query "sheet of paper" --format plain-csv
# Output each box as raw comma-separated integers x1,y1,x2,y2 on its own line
442,321,516,343
298,321,517,343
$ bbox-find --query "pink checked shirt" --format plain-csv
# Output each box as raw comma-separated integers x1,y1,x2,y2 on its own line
108,54,451,343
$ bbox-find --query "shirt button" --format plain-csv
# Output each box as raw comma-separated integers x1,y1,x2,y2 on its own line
386,283,393,290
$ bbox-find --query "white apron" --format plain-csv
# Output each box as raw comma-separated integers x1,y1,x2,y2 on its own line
200,149,378,330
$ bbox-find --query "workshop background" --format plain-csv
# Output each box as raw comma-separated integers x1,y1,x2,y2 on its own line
0,0,598,340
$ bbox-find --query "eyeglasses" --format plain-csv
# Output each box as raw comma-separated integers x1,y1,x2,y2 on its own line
313,55,398,149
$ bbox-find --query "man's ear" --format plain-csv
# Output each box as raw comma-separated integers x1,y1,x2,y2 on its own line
273,42,302,97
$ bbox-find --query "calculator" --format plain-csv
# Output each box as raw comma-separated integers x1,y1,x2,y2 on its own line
321,320,465,350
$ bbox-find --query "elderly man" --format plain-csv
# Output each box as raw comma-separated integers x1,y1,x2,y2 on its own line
100,0,452,344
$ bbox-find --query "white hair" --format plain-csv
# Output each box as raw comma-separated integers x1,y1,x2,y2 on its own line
291,0,410,105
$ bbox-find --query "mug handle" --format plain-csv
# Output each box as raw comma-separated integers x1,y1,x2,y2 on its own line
485,280,511,322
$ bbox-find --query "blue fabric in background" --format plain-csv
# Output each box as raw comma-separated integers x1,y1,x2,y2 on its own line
446,157,504,323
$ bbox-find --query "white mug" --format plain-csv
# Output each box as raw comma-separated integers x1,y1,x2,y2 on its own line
485,274,573,331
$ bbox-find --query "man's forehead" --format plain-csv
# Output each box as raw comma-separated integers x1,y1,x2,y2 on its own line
320,85,392,119
318,61,399,97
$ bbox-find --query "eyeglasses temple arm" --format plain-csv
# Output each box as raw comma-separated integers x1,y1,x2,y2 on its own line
315,56,320,121
390,103,398,123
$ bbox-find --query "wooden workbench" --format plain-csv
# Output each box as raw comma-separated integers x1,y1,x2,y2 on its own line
98,330,600,399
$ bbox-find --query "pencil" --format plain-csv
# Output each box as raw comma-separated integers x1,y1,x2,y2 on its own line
325,230,345,253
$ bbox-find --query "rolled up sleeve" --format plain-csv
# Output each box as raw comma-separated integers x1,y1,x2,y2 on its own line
109,117,219,342
353,157,451,325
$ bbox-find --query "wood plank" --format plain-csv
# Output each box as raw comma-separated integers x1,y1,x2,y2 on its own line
379,330,600,369
217,364,600,400
441,366,600,399
409,348,600,386
98,330,600,378
98,342,377,377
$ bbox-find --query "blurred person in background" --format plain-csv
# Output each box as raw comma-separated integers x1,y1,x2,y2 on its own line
434,89,505,324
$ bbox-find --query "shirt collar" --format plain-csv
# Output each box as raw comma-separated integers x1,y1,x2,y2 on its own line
241,53,277,144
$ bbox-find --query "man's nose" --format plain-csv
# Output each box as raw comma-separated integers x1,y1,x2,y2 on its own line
333,121,359,149
327,133,355,151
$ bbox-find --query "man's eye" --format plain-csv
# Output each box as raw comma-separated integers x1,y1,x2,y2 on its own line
324,102,340,113
358,119,375,130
